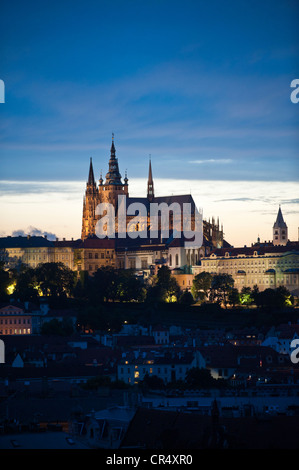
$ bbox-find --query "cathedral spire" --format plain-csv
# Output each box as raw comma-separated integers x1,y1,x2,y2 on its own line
105,134,123,185
147,155,154,201
87,157,96,186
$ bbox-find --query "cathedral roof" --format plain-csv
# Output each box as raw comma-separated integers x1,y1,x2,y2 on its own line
117,194,196,214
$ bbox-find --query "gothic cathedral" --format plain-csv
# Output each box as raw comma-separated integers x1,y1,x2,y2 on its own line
81,135,224,250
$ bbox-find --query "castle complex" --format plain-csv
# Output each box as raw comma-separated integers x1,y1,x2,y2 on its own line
0,136,298,296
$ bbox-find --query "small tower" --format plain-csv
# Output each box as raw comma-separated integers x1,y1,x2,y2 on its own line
81,157,99,240
147,156,154,201
273,205,288,246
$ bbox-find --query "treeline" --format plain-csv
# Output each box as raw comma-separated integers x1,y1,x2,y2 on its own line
0,262,295,310
0,263,296,334
192,271,295,310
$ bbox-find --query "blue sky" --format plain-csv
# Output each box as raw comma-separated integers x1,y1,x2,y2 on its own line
0,0,298,244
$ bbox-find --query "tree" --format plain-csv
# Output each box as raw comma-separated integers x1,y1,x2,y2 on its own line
88,266,118,304
257,286,293,311
13,265,39,301
252,284,260,306
0,262,10,300
116,269,147,302
36,262,75,298
77,305,106,332
141,374,165,390
210,273,234,307
191,271,213,302
156,266,180,302
240,286,253,305
178,289,194,306
228,287,240,307
41,317,74,336
185,367,224,389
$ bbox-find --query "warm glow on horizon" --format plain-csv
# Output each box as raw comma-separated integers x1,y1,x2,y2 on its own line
0,178,298,247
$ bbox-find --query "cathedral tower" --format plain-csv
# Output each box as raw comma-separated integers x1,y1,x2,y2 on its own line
273,205,288,246
81,158,99,240
98,134,129,207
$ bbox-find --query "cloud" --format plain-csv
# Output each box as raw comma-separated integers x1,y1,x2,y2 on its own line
11,226,57,241
215,197,258,203
281,198,299,205
189,159,233,165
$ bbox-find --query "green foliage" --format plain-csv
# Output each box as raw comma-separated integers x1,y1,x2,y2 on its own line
240,286,253,305
87,267,146,304
178,289,194,305
155,266,181,302
210,273,235,307
13,265,39,301
191,271,213,302
0,261,10,300
256,286,294,311
228,287,240,307
36,262,75,297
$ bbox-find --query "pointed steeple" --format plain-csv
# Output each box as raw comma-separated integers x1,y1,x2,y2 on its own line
124,168,128,185
273,205,288,246
273,205,287,229
147,155,154,201
87,157,96,186
105,133,123,185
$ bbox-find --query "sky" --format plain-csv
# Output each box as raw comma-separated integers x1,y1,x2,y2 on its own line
0,0,298,246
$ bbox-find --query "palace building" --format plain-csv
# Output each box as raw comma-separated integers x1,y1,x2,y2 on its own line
193,206,299,296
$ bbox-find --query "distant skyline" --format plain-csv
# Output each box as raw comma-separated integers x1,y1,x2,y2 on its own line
0,0,298,245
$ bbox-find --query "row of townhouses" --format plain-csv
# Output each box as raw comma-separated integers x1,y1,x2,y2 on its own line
1,313,298,388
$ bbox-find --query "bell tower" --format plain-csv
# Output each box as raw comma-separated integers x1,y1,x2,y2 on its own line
273,205,288,246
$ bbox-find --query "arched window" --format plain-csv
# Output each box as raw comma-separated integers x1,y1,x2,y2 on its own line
175,254,179,266
169,254,172,266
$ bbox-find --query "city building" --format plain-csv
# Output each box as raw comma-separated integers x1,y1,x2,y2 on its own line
193,207,299,296
0,304,31,336
117,348,205,385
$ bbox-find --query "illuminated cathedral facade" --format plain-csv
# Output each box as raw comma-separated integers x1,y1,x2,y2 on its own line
81,135,224,252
